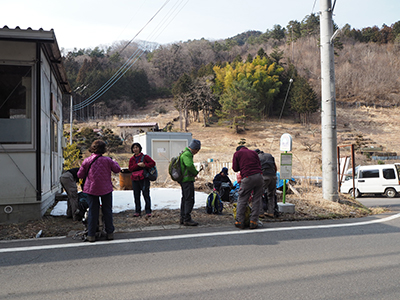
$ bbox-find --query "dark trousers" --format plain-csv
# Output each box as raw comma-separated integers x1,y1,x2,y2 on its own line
236,173,264,223
86,192,114,237
132,179,152,214
60,172,79,218
262,175,277,214
180,181,195,222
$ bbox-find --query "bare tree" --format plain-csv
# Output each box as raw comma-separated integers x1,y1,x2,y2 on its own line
192,75,216,127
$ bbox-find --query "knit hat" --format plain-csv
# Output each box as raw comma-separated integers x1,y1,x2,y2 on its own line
189,139,201,150
221,167,228,175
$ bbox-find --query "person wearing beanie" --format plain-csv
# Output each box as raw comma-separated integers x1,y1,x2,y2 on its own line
232,145,263,229
213,167,233,202
189,139,201,150
179,139,203,226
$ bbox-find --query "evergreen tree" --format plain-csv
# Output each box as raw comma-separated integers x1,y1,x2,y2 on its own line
290,76,319,125
213,55,283,118
62,143,81,170
257,48,267,59
216,79,259,133
270,46,285,64
271,24,286,41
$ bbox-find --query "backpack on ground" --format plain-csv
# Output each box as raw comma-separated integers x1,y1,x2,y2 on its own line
142,155,158,181
169,151,184,182
219,182,231,202
206,191,223,215
232,203,251,227
74,192,89,221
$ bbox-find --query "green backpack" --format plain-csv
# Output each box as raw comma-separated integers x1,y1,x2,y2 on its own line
168,151,184,182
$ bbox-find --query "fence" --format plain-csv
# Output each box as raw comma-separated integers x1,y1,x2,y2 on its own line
194,161,236,182
372,156,400,161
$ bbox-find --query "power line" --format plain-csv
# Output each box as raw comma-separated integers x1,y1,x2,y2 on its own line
73,0,188,111
73,46,146,110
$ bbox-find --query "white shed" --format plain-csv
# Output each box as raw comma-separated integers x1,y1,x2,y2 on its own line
133,132,192,181
0,27,71,223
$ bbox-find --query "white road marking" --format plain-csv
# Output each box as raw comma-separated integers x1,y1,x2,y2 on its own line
1,213,400,253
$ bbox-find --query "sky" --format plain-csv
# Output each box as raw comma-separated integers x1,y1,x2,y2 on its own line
51,189,209,216
2,0,400,51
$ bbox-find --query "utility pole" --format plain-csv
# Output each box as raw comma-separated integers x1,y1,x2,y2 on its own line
320,0,339,201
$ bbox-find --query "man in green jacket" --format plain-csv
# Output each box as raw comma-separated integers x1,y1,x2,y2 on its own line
179,139,202,226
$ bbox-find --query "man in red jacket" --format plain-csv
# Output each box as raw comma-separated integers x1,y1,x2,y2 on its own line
232,145,264,229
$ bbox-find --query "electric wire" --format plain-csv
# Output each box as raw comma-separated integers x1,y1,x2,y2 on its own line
73,1,171,111
73,0,187,111
119,0,171,53
311,0,318,14
73,46,145,110
73,4,170,111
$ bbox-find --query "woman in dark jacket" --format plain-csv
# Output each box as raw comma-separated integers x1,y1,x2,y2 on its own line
128,142,156,217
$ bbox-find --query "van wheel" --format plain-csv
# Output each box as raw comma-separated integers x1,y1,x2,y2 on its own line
385,188,397,198
350,188,361,198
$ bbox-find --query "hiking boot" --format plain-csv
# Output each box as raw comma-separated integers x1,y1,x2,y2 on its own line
235,221,245,229
107,233,114,240
180,219,184,225
264,213,275,218
249,220,258,229
133,213,141,217
87,236,96,242
183,220,199,226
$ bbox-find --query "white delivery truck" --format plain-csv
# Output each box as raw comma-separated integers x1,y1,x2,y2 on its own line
340,164,400,198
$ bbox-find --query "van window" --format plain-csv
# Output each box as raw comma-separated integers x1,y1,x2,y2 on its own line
383,168,396,180
359,169,379,178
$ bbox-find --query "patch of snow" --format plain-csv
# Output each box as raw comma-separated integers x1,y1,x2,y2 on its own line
51,188,208,216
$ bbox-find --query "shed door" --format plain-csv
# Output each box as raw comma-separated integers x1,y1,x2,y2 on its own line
152,140,188,182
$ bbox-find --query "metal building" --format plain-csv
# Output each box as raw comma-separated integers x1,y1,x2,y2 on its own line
0,26,71,223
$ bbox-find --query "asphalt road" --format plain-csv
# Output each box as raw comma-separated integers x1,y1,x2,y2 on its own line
1,197,400,300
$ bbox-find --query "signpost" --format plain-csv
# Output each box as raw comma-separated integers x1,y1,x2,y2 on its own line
280,133,293,204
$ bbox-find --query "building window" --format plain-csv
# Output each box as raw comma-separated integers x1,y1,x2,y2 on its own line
0,65,33,145
51,118,58,152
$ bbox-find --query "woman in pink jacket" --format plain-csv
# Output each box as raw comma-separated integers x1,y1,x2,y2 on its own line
78,140,121,242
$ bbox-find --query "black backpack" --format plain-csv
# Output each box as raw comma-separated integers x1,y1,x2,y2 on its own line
206,191,223,215
74,192,89,221
141,155,158,181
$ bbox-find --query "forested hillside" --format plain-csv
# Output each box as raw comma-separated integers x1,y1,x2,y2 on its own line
62,14,400,129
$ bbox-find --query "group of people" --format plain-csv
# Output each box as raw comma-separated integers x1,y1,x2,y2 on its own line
232,146,278,229
60,137,277,242
60,138,203,242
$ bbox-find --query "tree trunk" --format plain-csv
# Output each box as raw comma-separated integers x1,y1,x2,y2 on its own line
179,109,183,130
202,109,207,127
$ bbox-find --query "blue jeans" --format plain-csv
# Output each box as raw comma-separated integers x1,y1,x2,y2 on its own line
132,179,152,214
87,192,114,237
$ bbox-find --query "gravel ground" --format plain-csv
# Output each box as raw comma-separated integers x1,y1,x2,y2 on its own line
0,193,378,241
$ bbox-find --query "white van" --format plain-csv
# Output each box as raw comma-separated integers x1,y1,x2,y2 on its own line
340,164,400,198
